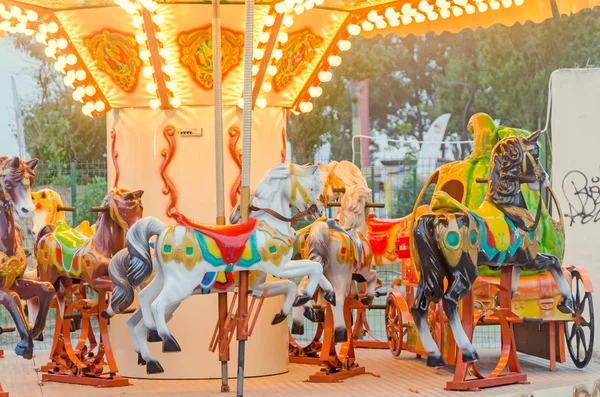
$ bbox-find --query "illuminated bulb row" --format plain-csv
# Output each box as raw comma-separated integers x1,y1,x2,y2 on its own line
273,0,323,15
0,4,40,36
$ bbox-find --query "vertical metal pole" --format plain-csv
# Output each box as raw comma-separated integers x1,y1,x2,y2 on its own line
238,0,254,395
370,166,375,202
212,0,229,391
70,162,77,224
351,82,361,166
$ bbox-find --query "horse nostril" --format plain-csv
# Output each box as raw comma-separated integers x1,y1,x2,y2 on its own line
21,208,29,214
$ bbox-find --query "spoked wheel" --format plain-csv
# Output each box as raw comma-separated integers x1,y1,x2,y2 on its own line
565,270,595,368
385,292,407,357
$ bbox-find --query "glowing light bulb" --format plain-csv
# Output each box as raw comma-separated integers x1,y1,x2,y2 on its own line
465,4,476,13
57,38,68,49
259,32,270,43
282,15,293,27
25,10,37,22
328,55,341,67
16,23,26,33
0,11,10,20
146,82,157,93
72,89,83,102
502,0,512,7
361,21,374,31
389,18,401,26
82,105,92,116
165,81,177,91
237,97,245,108
136,33,147,44
263,82,272,93
0,4,4,14
48,39,57,48
54,61,65,72
477,2,489,11
454,0,468,6
376,20,387,29
149,98,160,109
10,7,22,17
155,32,166,41
490,0,500,9
514,0,524,6
318,71,332,82
315,0,324,5
95,101,106,112
256,98,267,109
347,24,361,35
299,101,313,113
76,70,86,81
47,22,58,33
451,6,463,16
132,15,144,27
44,46,56,58
401,3,416,16
440,8,451,17
308,86,322,98
294,4,304,14
304,0,315,10
270,48,282,60
142,66,153,77
171,97,181,108
85,85,96,96
274,2,286,13
337,40,351,51
278,32,288,44
152,14,164,25
267,65,278,76
139,50,150,61
163,64,176,75
63,75,74,88
35,33,46,43
384,7,395,18
254,48,265,60
252,64,259,76
159,48,171,59
264,15,276,26
38,24,47,34
367,10,379,22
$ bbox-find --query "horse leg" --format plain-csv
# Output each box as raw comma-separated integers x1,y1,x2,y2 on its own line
411,286,443,367
0,288,33,359
151,275,197,354
252,279,297,325
273,260,328,306
139,267,164,343
357,267,378,305
526,254,573,314
443,271,478,363
11,279,55,340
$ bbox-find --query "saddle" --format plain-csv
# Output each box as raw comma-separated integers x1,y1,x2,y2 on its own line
366,216,403,256
171,211,257,265
51,221,91,273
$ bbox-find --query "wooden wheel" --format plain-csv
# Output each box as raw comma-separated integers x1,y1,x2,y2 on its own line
565,270,595,369
427,301,443,348
385,292,407,357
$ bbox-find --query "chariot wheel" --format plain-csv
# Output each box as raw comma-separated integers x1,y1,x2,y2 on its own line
385,292,407,357
565,270,595,369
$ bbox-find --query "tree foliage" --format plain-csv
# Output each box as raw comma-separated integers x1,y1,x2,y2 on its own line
12,37,106,166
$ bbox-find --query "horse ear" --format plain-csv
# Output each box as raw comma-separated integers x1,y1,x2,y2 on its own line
525,130,542,145
132,190,144,199
10,156,20,169
26,158,39,170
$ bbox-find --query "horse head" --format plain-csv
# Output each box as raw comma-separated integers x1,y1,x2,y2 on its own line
338,184,371,232
31,189,66,235
96,188,144,233
318,160,367,204
487,131,546,206
0,156,37,219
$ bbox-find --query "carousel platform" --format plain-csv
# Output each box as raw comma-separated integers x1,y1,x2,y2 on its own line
1,348,598,397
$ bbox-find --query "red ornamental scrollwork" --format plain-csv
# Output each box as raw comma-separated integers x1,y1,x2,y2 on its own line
110,129,120,188
281,128,287,163
229,126,242,207
160,125,179,218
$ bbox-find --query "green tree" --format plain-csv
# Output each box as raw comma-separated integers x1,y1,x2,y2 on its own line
12,37,106,166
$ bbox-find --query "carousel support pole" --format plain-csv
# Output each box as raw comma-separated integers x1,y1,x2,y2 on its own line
237,0,254,394
212,0,229,391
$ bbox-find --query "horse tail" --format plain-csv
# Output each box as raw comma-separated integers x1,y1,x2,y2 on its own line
307,221,330,271
106,217,167,316
34,224,55,258
412,214,445,303
107,249,134,316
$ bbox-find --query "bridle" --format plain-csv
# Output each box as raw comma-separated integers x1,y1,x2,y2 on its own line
0,166,17,213
249,164,320,227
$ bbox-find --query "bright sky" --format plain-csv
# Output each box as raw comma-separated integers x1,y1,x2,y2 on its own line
0,38,40,158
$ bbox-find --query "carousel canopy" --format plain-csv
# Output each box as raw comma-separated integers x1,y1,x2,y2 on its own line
0,0,596,116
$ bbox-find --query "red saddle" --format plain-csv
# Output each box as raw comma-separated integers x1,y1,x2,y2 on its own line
171,211,257,265
367,216,406,255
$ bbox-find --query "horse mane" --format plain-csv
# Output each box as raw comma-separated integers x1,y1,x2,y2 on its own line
0,157,36,185
253,164,291,207
487,136,524,206
338,184,371,230
335,160,368,188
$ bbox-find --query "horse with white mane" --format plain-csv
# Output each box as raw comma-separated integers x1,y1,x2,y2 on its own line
106,163,335,374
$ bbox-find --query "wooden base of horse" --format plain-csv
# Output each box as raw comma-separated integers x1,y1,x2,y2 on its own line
41,285,129,388
289,323,323,365
297,297,367,383
446,267,528,391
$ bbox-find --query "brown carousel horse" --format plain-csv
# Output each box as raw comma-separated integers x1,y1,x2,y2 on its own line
0,156,56,359
35,188,144,294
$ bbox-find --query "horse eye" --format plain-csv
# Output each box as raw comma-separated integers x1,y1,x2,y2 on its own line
41,193,47,199
4,183,12,189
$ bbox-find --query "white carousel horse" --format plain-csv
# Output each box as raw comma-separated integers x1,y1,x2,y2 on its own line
105,163,335,373
291,184,378,342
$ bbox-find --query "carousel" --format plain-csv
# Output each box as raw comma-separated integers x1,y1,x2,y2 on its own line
0,0,598,395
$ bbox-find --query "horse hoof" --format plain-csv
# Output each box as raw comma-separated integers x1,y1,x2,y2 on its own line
34,333,44,342
101,309,111,319
293,294,311,307
462,350,479,363
146,360,164,374
15,342,33,360
147,330,162,343
361,296,374,306
334,328,348,343
162,335,181,353
291,323,304,335
138,353,147,366
271,311,287,325
558,297,575,315
303,307,316,322
426,355,444,367
324,291,336,306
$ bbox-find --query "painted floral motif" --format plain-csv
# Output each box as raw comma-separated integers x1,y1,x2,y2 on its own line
85,30,140,92
257,221,292,266
178,26,244,89
273,29,322,92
